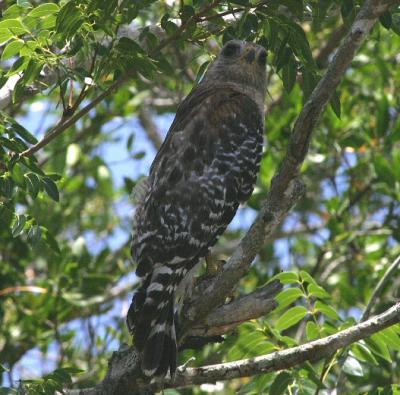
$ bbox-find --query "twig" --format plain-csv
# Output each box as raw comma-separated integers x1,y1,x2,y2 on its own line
20,75,130,156
137,108,163,150
315,24,349,69
361,255,400,320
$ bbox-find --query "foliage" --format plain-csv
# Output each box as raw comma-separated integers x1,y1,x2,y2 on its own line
1,0,400,394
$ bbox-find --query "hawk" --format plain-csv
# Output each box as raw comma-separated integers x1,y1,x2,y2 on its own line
127,40,267,378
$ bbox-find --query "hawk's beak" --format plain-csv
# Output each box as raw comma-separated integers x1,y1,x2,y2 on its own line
244,48,256,64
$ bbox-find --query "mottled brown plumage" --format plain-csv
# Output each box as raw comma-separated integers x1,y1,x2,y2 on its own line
127,40,267,378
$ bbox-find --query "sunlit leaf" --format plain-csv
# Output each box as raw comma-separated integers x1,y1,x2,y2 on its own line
314,301,340,321
28,3,59,18
276,306,308,331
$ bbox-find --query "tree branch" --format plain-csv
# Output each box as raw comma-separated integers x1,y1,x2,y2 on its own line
137,108,163,150
66,302,400,394
159,302,400,390
362,255,400,320
187,280,282,337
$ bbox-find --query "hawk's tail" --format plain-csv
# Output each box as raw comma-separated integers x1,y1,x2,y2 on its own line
127,267,181,378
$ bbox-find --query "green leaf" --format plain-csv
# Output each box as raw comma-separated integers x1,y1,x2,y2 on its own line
0,176,15,199
0,19,27,33
375,328,400,352
12,214,26,237
314,301,340,320
0,137,24,152
367,334,392,362
282,55,297,93
41,176,59,202
276,306,308,331
57,367,84,375
351,343,378,365
282,0,303,19
1,39,24,60
8,118,38,144
376,95,389,136
276,46,292,72
28,3,59,17
0,387,18,394
55,1,83,40
0,28,14,45
330,90,341,119
379,11,392,29
300,270,317,286
195,60,210,84
392,14,400,36
343,356,364,377
20,156,45,175
301,68,318,101
116,37,145,55
287,22,314,66
307,283,331,300
276,287,304,309
42,227,60,253
268,271,299,285
306,321,319,340
373,154,395,186
24,172,40,199
269,371,293,395
27,223,42,245
341,0,354,19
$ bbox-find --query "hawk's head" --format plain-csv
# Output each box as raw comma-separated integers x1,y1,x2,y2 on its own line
203,40,267,95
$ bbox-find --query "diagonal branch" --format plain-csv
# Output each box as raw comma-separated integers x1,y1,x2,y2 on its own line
362,255,400,320
158,302,400,389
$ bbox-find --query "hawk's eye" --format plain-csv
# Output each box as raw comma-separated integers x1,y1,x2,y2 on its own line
258,49,267,66
222,42,241,57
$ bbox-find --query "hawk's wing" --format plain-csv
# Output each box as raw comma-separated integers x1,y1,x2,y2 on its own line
133,82,264,275
129,82,264,377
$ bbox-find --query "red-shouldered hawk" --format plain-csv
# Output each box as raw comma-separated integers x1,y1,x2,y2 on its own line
127,40,267,378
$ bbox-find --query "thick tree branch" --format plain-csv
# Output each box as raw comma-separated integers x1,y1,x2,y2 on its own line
160,302,400,390
188,280,282,337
